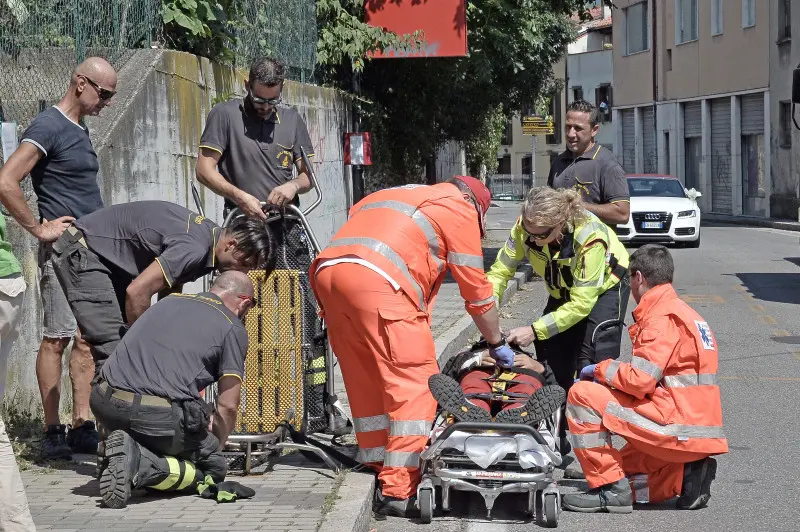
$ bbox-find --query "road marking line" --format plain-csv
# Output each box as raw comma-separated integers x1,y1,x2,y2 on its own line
720,375,800,382
759,315,778,325
679,294,725,304
772,329,790,337
467,522,510,532
795,352,800,362
750,304,765,312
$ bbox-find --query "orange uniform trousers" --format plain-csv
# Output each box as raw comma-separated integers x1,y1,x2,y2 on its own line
312,263,438,499
567,381,709,504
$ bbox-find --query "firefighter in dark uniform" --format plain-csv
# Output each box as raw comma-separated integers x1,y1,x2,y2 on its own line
92,271,255,508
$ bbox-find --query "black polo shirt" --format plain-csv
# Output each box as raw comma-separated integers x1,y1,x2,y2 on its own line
100,292,248,401
547,144,629,207
74,201,218,287
199,98,315,204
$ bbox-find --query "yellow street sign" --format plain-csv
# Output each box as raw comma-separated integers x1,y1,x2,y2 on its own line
522,115,554,135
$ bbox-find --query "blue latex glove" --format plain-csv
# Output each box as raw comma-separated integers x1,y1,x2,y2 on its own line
489,343,515,368
579,364,598,381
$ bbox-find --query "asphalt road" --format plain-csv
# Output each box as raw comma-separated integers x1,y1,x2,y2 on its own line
372,221,800,532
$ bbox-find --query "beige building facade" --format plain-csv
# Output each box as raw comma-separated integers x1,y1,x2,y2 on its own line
613,0,776,217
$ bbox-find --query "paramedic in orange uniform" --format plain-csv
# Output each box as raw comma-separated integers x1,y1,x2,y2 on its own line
309,176,515,517
563,244,728,514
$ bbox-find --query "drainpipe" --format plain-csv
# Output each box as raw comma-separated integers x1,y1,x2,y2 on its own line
652,0,659,168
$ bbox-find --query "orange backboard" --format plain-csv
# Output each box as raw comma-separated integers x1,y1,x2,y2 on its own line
364,0,468,58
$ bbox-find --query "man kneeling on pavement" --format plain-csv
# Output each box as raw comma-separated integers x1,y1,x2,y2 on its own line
91,271,255,508
563,244,728,513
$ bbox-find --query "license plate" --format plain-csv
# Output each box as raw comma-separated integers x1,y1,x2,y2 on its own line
642,221,662,229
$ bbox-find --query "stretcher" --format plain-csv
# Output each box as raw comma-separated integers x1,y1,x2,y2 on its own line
419,341,565,527
194,147,347,475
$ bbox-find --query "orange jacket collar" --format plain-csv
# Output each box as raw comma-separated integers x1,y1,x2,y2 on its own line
632,283,678,322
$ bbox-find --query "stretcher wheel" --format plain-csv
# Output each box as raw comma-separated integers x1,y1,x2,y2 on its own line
543,493,559,528
419,487,434,524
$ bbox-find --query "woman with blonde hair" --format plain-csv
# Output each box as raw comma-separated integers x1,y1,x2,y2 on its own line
486,186,630,400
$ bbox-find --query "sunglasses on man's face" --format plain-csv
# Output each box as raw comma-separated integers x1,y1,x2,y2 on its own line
249,90,281,106
80,75,116,101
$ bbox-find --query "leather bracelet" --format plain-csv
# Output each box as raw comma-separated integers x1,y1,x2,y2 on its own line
488,336,506,349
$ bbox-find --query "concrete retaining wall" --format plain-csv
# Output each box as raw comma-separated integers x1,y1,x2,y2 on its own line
2,49,353,415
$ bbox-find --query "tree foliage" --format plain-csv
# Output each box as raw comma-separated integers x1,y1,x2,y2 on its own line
316,0,600,183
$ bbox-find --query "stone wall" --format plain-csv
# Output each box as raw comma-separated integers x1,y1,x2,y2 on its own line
1,49,353,414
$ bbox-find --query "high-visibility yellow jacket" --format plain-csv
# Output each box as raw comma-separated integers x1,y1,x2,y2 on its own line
486,211,629,341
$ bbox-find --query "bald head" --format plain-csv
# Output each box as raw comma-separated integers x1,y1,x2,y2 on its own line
66,56,118,119
72,57,116,85
211,271,255,298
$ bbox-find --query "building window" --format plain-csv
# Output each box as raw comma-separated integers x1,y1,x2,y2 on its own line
625,1,649,55
501,119,513,146
741,134,765,203
664,132,671,175
596,84,613,123
665,48,673,71
546,93,562,145
521,155,532,176
676,0,698,44
711,0,723,36
497,154,511,174
780,101,793,149
778,0,791,41
742,0,756,28
572,86,583,102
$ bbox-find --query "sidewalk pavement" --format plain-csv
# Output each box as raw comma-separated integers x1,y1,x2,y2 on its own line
18,202,528,532
703,212,800,232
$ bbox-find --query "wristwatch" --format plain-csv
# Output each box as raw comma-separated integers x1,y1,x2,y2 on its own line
488,337,507,349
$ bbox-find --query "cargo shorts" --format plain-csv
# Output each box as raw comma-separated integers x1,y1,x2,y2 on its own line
38,241,78,339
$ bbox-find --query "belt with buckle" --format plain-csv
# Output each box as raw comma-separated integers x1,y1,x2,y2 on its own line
66,226,88,248
98,381,171,407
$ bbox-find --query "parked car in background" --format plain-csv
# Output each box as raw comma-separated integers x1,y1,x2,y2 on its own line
616,174,702,248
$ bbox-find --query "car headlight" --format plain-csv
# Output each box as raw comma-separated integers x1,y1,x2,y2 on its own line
677,210,696,218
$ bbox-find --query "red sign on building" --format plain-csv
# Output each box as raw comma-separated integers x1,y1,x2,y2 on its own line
364,0,467,58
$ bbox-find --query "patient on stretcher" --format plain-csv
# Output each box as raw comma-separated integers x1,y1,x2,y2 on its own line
429,346,566,426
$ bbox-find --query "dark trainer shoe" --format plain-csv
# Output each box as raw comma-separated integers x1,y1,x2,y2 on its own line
43,424,72,461
677,457,717,510
100,430,141,509
67,420,100,454
428,373,491,423
374,491,420,518
494,385,566,425
562,479,633,513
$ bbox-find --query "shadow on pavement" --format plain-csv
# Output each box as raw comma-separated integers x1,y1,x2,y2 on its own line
733,273,800,305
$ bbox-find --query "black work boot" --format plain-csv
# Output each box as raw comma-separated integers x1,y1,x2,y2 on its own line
494,385,566,425
67,420,100,454
562,479,633,513
100,430,141,509
428,373,491,423
677,457,717,510
43,424,72,461
374,491,420,518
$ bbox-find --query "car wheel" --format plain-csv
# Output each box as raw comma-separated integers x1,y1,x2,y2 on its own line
686,234,701,248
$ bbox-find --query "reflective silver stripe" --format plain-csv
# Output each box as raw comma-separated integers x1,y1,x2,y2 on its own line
629,474,649,503
329,237,426,310
605,402,727,439
631,356,664,381
540,314,559,337
566,403,603,425
604,360,622,384
389,420,430,437
570,431,611,449
353,414,389,433
662,374,718,388
468,295,496,307
498,250,520,269
383,451,421,468
360,200,444,271
574,277,604,288
447,252,484,268
356,446,385,463
575,221,606,245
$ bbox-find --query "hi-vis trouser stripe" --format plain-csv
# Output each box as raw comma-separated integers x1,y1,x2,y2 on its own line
353,414,390,433
566,403,603,425
605,402,726,439
629,474,650,503
570,431,612,449
356,446,386,463
384,451,421,468
150,457,198,491
389,420,430,437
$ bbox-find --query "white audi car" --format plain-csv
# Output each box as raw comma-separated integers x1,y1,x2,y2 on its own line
616,175,702,248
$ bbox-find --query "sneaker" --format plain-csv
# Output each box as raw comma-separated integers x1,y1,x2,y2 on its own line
100,430,141,509
43,425,72,460
67,420,100,454
677,457,717,510
428,373,491,423
374,491,420,518
494,385,566,425
562,479,633,513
